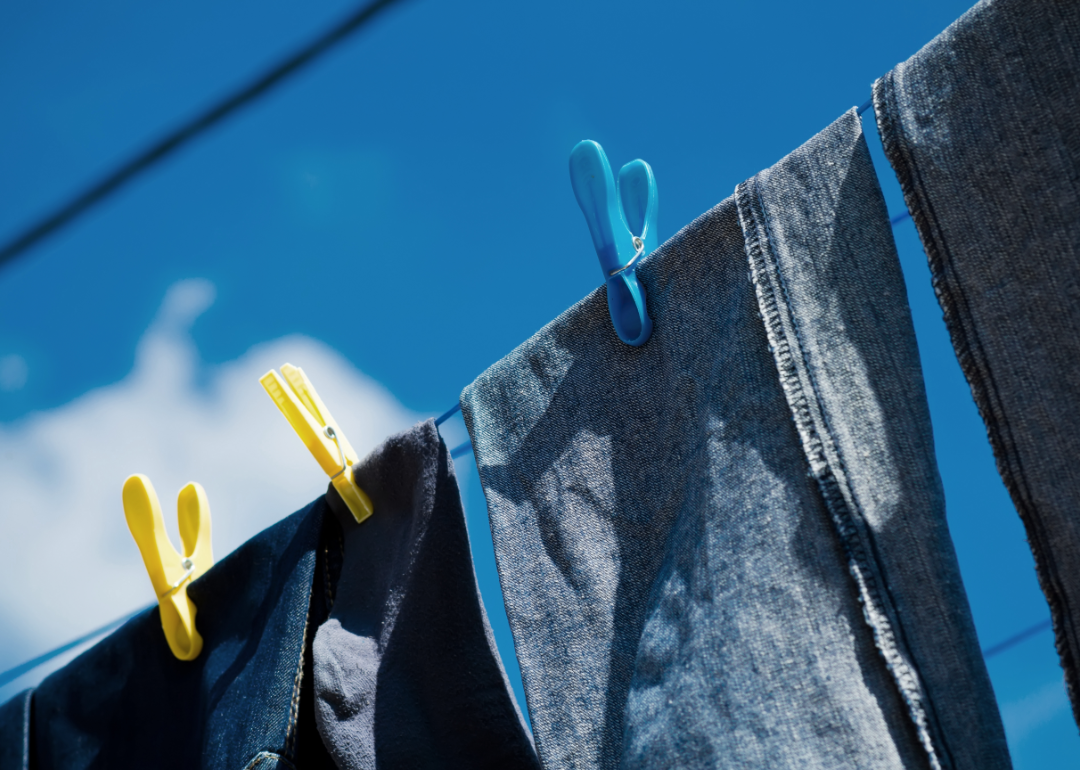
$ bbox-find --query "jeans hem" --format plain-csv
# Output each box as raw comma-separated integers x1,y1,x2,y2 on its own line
736,173,946,770
873,70,1080,726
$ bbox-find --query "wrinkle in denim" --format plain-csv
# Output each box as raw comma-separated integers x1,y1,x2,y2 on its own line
462,111,1007,768
873,0,1080,727
0,422,538,769
313,420,538,770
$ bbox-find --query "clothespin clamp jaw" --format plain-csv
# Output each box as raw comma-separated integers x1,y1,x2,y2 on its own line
123,475,213,661
260,363,374,524
569,140,659,347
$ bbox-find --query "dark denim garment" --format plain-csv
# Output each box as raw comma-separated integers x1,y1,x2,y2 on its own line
873,0,1080,723
0,690,30,770
0,420,536,770
313,420,538,769
462,111,1009,769
9,496,332,770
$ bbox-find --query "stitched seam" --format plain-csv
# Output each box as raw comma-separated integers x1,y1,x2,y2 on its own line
874,68,1080,719
242,751,297,770
283,603,312,759
736,176,944,770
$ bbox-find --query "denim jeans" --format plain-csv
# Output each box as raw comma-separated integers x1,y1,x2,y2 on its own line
873,0,1080,725
462,110,1009,769
0,420,535,769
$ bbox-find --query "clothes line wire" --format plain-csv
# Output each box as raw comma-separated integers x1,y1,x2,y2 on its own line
436,197,914,459
0,604,1053,692
0,79,883,276
0,67,968,697
0,606,150,689
981,618,1054,659
0,0,409,270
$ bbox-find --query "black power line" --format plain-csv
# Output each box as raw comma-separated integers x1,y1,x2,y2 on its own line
0,0,408,269
982,617,1054,659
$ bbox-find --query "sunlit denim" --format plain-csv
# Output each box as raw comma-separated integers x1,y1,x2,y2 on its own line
462,111,1008,769
873,0,1080,728
0,420,535,769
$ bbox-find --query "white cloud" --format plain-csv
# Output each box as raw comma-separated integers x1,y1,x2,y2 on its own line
0,279,428,690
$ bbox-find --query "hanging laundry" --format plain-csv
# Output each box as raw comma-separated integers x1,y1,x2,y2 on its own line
313,420,538,769
0,420,537,770
872,0,1080,727
460,110,1009,769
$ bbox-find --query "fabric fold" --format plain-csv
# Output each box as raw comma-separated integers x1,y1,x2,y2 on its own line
872,0,1080,724
313,419,539,770
736,109,1006,768
24,497,326,769
0,419,535,769
463,110,1007,768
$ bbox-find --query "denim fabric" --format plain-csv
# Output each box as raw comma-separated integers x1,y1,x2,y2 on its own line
462,110,1008,769
0,421,534,769
0,689,30,770
313,420,538,769
873,0,1080,724
23,498,330,770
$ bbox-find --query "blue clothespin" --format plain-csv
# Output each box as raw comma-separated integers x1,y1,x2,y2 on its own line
569,140,658,346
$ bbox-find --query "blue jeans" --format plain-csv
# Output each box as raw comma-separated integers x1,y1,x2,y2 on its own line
0,420,536,769
462,110,1009,768
873,0,1080,727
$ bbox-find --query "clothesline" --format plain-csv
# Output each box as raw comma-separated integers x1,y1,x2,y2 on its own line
0,97,979,697
434,194,913,461
0,201,1051,692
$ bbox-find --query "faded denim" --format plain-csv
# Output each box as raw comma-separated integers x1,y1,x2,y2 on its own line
0,421,535,769
462,111,1009,769
873,0,1080,725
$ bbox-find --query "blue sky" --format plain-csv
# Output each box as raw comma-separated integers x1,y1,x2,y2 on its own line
0,0,1074,763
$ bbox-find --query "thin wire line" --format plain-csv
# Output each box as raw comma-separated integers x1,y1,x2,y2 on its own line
0,605,150,689
433,207,915,432
3,548,1056,686
0,96,937,687
435,403,461,426
450,438,472,459
0,0,409,269
982,618,1054,659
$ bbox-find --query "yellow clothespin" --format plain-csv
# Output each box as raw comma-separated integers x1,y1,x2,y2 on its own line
122,475,214,661
260,363,374,524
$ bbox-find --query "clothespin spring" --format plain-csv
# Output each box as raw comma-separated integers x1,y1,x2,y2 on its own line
609,235,647,278
325,426,348,479
159,558,196,599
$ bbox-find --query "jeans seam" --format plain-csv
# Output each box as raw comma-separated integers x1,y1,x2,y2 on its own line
873,67,1080,721
242,751,297,770
736,173,945,770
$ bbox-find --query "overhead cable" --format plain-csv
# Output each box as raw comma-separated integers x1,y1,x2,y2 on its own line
0,0,408,269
